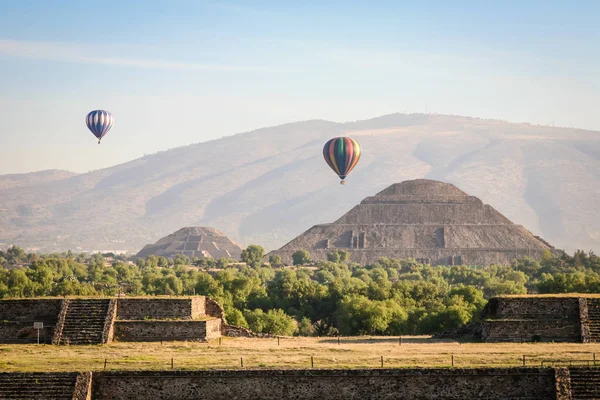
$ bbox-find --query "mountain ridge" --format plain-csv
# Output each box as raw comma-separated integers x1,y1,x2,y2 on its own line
0,113,598,254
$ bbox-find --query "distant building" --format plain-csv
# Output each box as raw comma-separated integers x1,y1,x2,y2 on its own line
136,227,242,260
268,179,554,266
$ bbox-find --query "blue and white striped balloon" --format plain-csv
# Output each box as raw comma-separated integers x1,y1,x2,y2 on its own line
86,110,114,144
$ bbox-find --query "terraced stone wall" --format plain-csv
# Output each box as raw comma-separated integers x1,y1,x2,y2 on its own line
113,319,221,342
482,297,582,342
91,368,562,400
0,299,62,343
116,297,206,320
0,299,62,321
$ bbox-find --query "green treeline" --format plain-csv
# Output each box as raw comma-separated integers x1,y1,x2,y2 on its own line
1,246,600,336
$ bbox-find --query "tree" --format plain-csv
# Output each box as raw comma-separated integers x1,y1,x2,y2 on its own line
327,250,350,263
226,308,249,328
326,252,341,263
244,308,297,336
6,246,27,264
157,256,169,268
292,249,311,266
173,254,190,266
269,254,283,267
241,245,265,268
296,317,315,336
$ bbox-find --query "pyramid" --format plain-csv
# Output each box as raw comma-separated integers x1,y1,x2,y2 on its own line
269,179,554,266
136,227,243,260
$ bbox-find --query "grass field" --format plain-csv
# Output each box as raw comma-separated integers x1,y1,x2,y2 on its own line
2,337,600,372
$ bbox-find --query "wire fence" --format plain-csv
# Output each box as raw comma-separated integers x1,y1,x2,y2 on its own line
95,353,600,371
5,335,600,371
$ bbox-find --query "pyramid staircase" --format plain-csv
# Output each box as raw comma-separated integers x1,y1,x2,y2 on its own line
58,299,111,345
569,368,600,399
586,299,600,342
0,372,78,400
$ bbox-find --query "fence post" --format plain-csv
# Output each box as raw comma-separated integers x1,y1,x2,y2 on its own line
522,355,526,367
399,337,402,346
594,353,597,366
104,358,107,370
338,336,340,345
240,357,244,368
451,354,454,367
311,356,314,368
219,337,222,346
381,356,384,368
171,358,174,369
278,336,280,346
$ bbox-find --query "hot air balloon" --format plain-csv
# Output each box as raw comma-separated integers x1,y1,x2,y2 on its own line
323,137,361,185
86,110,114,144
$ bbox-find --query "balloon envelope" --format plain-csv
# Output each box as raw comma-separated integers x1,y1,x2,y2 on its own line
86,110,114,143
323,137,361,183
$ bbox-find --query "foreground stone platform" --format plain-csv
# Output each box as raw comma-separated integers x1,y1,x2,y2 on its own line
1,367,592,399
437,295,600,344
0,297,226,345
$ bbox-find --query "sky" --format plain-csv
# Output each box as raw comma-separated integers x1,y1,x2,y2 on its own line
1,0,599,174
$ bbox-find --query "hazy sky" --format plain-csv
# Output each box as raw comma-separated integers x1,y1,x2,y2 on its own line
1,0,599,174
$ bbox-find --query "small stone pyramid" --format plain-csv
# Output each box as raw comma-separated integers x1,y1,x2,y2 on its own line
136,227,242,260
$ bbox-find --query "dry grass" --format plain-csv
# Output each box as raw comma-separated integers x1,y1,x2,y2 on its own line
1,337,600,372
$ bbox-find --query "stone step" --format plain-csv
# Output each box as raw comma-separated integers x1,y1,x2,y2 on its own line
57,299,111,345
64,318,105,321
0,374,76,400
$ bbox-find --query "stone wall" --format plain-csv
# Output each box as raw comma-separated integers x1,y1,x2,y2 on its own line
113,319,220,342
205,297,225,321
0,297,228,344
0,299,62,321
0,367,580,400
73,372,93,400
0,321,54,343
481,297,586,343
102,299,117,344
0,299,62,343
116,297,206,320
484,297,580,320
483,320,581,342
578,298,591,343
204,319,222,340
91,368,558,400
191,297,206,319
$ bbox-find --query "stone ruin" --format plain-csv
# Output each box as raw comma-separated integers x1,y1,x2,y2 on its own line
437,295,600,343
0,296,254,345
269,179,554,266
136,227,243,260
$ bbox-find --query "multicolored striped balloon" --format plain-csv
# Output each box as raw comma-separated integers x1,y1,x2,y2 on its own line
86,110,114,144
323,137,361,184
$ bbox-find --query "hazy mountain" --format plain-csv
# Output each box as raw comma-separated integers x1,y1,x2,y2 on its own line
0,170,77,190
0,113,598,254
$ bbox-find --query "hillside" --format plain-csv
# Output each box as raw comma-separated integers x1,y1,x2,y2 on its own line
0,170,77,190
0,113,598,254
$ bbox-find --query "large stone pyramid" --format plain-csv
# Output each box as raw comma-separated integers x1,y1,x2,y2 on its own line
136,227,243,260
270,179,554,266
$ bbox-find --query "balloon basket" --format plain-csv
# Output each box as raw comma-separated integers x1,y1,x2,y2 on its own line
98,140,101,144
340,180,346,185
